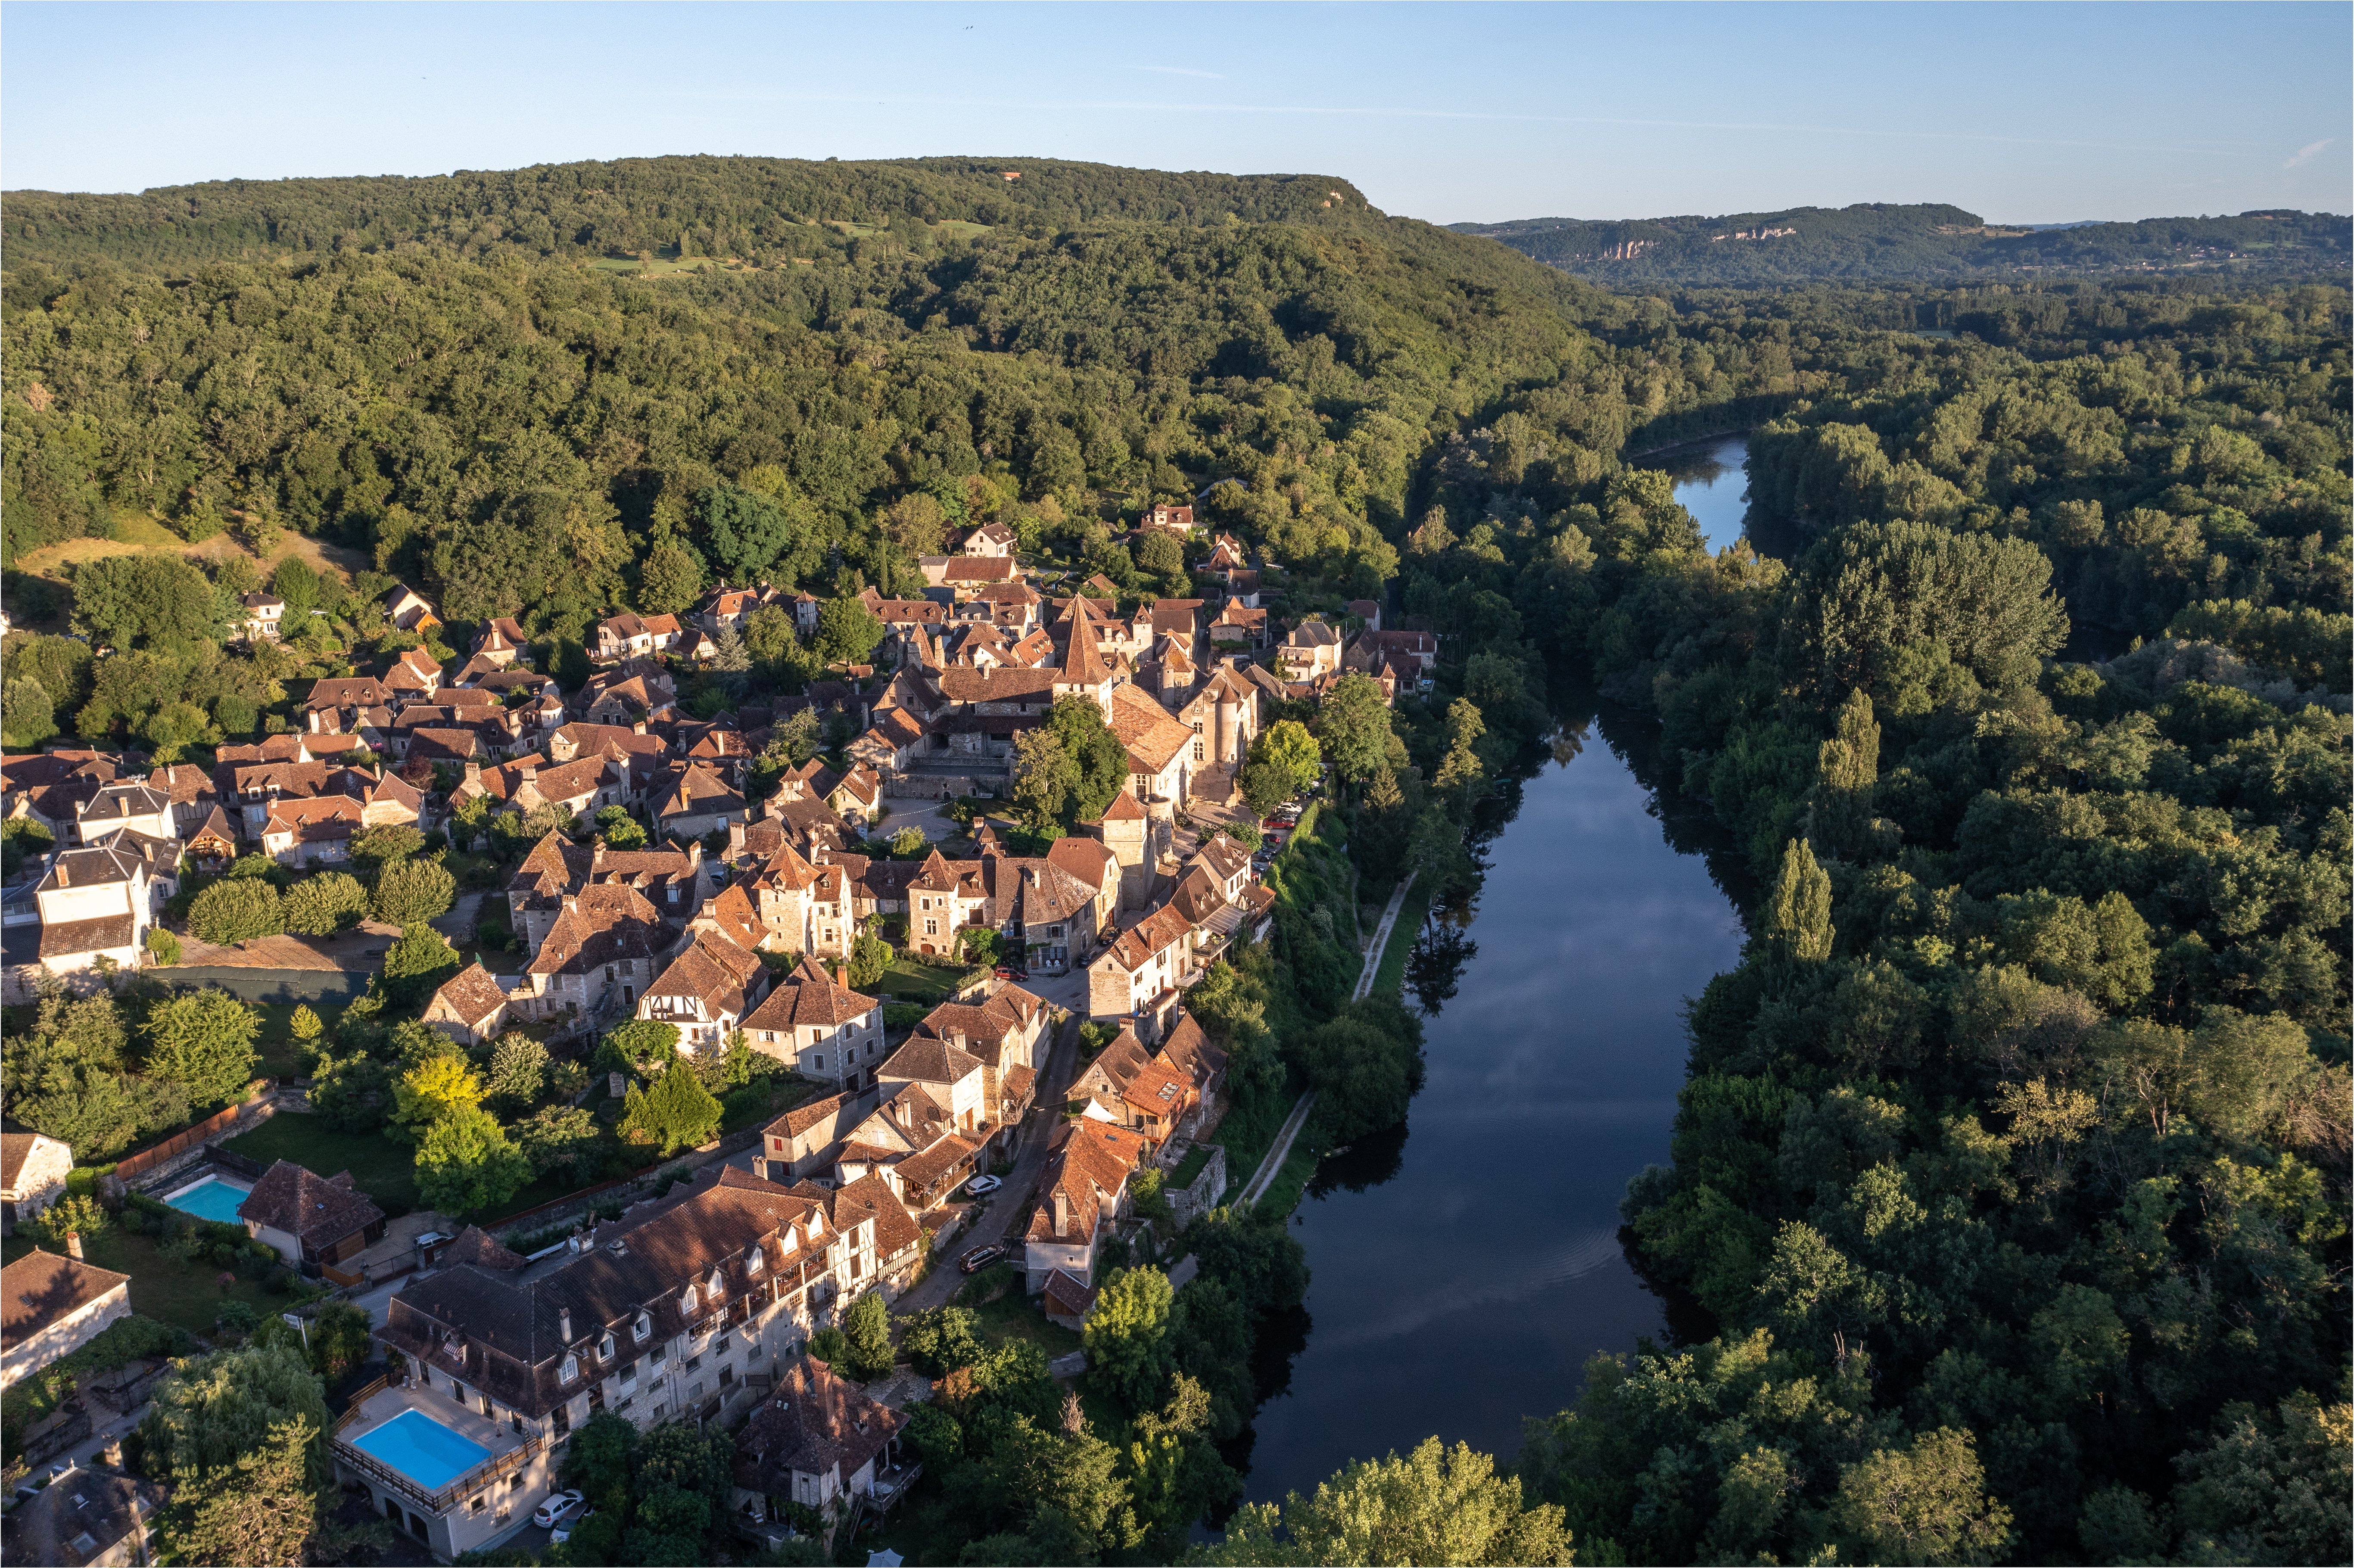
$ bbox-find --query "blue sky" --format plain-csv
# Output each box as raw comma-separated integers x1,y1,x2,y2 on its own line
4,3,2345,224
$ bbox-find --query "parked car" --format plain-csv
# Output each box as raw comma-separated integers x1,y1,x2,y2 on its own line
959,1242,1006,1274
966,1175,1002,1196
551,1507,595,1545
533,1490,585,1529
993,964,1029,981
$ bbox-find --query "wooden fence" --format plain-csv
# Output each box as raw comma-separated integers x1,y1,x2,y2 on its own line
113,1082,274,1181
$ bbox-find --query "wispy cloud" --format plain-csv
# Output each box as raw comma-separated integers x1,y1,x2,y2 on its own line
1138,65,1222,80
2284,137,2334,168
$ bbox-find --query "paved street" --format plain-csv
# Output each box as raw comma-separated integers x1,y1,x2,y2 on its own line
889,1010,1080,1316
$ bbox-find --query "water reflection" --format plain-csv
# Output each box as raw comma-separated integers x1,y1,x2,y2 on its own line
1229,695,1749,1506
1654,433,1754,552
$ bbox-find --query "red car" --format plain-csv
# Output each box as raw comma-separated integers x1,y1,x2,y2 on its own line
993,964,1030,981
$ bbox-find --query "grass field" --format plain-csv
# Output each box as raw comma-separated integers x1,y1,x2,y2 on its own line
878,955,973,1005
955,1261,1082,1357
1372,880,1434,1001
0,1226,282,1339
224,1113,420,1216
1253,1139,1321,1218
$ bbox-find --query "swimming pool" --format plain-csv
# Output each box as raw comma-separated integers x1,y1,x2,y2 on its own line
351,1409,493,1492
162,1176,252,1226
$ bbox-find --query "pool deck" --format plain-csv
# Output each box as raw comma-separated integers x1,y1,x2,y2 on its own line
334,1381,536,1512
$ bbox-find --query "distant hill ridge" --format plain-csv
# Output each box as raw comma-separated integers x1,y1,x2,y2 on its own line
1451,201,2351,285
0,155,1381,268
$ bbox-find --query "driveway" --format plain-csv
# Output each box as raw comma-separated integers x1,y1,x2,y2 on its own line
870,801,962,843
890,1011,1079,1317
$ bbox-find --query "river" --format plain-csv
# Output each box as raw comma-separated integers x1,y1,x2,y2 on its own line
1652,433,1754,551
1230,702,1747,1506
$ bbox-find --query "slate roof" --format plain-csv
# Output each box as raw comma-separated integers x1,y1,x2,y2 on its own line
4,1465,164,1568
731,1354,905,1493
879,1037,985,1086
525,887,666,979
238,1160,385,1247
37,915,138,960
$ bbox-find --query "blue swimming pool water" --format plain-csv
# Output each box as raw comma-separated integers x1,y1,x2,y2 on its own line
352,1409,492,1491
165,1177,250,1226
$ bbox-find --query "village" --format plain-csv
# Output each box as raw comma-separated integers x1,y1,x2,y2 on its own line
0,502,1438,1565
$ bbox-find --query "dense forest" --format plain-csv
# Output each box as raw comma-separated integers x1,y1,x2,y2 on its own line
1454,202,2353,287
2,155,2347,1565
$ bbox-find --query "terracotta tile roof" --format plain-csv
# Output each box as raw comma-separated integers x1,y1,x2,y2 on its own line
694,884,767,952
771,1091,853,1141
937,666,1058,704
1025,1120,1147,1247
1148,599,1203,637
474,756,614,807
1168,865,1224,926
1158,1011,1228,1089
305,676,389,711
643,930,763,1017
508,830,592,900
239,1160,386,1246
1046,835,1117,891
265,794,365,841
526,887,666,978
439,1224,526,1270
741,957,879,1033
1120,1058,1192,1118
428,962,512,1028
880,1037,985,1086
1002,1063,1038,1105
155,763,220,806
871,598,947,625
824,1173,922,1262
1194,834,1252,883
1108,684,1193,774
1099,903,1194,974
1092,790,1148,824
984,855,1097,928
0,1133,57,1190
942,557,1018,582
731,1354,905,1494
0,1250,129,1344
893,1132,981,1195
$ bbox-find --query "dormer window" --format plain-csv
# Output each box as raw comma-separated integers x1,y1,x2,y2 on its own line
633,1313,652,1342
747,1246,764,1276
681,1285,698,1315
705,1267,725,1299
561,1353,579,1384
599,1333,616,1361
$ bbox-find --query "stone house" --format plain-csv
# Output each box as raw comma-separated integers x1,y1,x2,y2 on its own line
635,928,770,1055
729,1355,908,1537
738,957,885,1089
1277,619,1347,680
655,762,747,842
1021,1120,1147,1294
514,887,669,1023
74,783,174,846
1,1466,165,1568
0,1250,131,1390
238,1160,388,1271
422,962,517,1047
1086,902,1195,1032
34,839,169,985
756,1093,864,1186
0,1132,74,1236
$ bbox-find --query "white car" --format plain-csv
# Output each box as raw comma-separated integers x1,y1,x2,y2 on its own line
966,1175,1002,1196
533,1490,585,1529
552,1506,595,1544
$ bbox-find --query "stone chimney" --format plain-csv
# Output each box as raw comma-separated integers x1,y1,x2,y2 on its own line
1053,1188,1070,1239
592,842,607,868
688,840,704,868
728,821,747,854
559,1307,572,1342
518,759,537,784
464,759,481,785
65,1230,84,1261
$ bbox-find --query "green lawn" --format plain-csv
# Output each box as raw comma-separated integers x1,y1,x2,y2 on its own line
878,955,971,1005
224,1113,420,1216
1170,1144,1215,1188
1372,880,1434,1000
955,1261,1082,1357
1253,1140,1321,1220
249,1001,324,1080
1,1226,283,1340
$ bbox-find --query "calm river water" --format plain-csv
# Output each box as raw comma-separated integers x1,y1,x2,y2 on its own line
1232,707,1747,1506
1653,433,1754,552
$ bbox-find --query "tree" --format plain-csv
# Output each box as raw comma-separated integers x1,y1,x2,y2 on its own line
485,1032,550,1112
1255,719,1323,796
379,921,460,1006
1135,530,1186,584
1085,1265,1175,1413
709,622,752,673
1239,758,1294,819
900,1305,986,1377
351,823,425,868
516,1103,602,1182
288,1004,323,1053
371,856,455,925
187,877,285,945
308,1050,392,1133
1433,698,1487,805
1013,726,1077,828
597,804,648,849
846,930,892,989
143,989,261,1109
813,595,885,666
841,1290,894,1380
70,553,220,651
1831,1427,2015,1566
887,824,927,856
619,1058,722,1154
159,1416,324,1568
599,1018,681,1076
391,1053,484,1140
1316,673,1394,787
142,1339,331,1480
698,484,800,581
414,1104,532,1214
762,705,822,767
1199,1437,1574,1566
34,1192,109,1250
280,872,370,935
640,542,708,616
1766,837,1834,962
1047,694,1129,822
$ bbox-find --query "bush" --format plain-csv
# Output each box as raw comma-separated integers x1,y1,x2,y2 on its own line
281,872,370,935
372,856,456,926
146,927,182,966
187,878,285,945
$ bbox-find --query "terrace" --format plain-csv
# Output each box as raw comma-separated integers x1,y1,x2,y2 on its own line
331,1378,544,1527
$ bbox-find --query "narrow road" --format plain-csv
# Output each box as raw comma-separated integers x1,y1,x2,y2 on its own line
1235,873,1420,1209
1352,871,1416,1004
890,1008,1081,1316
